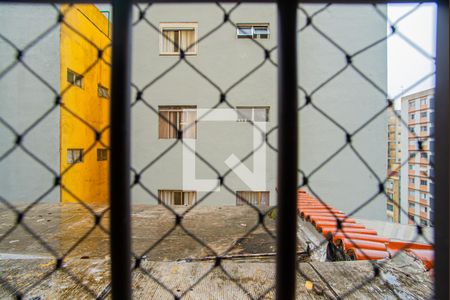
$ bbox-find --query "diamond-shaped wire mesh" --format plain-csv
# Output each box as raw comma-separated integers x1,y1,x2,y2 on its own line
0,1,437,299
0,3,112,298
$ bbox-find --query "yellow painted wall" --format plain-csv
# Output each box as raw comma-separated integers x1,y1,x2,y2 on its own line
60,4,111,205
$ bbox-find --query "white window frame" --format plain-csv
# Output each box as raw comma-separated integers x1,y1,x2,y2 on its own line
159,106,197,139
159,22,198,56
158,190,197,206
236,191,270,208
236,23,270,39
236,106,270,122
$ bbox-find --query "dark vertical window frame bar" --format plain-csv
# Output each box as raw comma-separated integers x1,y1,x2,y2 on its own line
434,1,449,299
276,0,298,299
110,0,133,299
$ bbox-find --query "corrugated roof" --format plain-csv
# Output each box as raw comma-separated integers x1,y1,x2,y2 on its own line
297,189,434,270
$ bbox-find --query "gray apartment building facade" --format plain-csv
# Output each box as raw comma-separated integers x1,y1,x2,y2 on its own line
1,3,388,220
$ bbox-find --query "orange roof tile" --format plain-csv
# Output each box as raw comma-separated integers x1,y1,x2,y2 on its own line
346,248,390,260
335,238,387,252
297,189,434,269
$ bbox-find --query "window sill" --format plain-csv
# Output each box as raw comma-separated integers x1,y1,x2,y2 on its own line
159,52,197,56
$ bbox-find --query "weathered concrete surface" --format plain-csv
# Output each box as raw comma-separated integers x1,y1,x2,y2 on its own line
0,204,433,299
0,204,279,260
0,253,433,299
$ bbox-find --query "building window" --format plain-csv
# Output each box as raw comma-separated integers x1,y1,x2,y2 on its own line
159,106,197,139
408,164,413,170
408,101,415,108
420,112,427,118
236,24,270,39
420,179,427,186
420,98,427,105
408,190,415,197
97,148,108,161
160,23,197,55
410,113,415,120
420,219,428,226
420,192,427,200
236,107,269,122
236,191,270,208
409,202,415,209
387,204,394,212
67,149,83,164
408,214,415,221
420,125,427,132
98,84,110,99
158,190,196,206
67,69,83,88
421,152,428,158
409,178,415,184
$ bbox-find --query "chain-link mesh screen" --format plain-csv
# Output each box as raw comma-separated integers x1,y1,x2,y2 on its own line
0,3,112,298
0,1,437,299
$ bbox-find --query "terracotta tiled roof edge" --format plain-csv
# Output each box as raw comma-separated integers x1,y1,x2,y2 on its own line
297,189,434,270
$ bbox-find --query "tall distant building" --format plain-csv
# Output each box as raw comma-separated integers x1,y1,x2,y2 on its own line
386,110,401,222
400,88,435,226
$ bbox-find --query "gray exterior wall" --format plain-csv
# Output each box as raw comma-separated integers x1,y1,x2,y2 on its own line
298,4,388,220
0,4,387,220
131,3,278,207
131,3,388,220
0,4,60,204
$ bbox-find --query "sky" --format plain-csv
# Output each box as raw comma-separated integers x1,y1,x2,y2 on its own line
387,3,437,108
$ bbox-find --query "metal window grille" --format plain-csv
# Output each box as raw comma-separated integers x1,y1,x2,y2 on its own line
0,0,448,300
